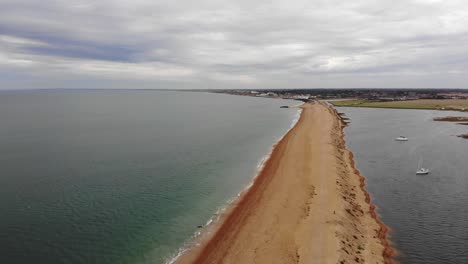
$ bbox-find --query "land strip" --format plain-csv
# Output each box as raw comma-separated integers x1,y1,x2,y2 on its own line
330,99,468,111
177,102,393,264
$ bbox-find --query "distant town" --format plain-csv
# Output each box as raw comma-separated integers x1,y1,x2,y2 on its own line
212,88,468,102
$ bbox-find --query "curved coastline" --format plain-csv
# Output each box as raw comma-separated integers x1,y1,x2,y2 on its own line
332,107,396,263
176,102,393,264
350,152,396,263
168,106,303,264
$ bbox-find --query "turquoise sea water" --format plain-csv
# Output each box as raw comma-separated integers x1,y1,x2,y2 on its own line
340,107,468,264
0,90,298,264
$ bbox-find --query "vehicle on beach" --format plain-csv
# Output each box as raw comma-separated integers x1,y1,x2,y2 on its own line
416,158,430,175
395,136,408,141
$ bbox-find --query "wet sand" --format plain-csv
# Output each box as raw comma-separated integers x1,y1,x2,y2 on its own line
433,117,468,139
177,102,392,264
433,116,468,122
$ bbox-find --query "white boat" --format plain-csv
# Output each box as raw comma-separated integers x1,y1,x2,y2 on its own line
395,136,408,141
416,158,430,175
416,168,430,175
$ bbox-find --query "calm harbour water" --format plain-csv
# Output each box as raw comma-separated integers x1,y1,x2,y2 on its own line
0,90,298,264
339,107,468,264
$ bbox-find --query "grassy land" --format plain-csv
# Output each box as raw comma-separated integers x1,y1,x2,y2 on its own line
330,99,468,111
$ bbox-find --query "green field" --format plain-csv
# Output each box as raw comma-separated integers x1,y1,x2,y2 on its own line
330,99,468,111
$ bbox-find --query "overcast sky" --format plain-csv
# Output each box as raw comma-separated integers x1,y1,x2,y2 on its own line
1,0,468,89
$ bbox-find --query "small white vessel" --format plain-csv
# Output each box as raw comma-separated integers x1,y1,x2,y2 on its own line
416,168,430,175
395,136,408,141
416,158,430,175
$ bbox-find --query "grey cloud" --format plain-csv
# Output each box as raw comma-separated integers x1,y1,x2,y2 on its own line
1,0,468,89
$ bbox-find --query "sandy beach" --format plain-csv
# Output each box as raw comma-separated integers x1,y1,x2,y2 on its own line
177,102,392,264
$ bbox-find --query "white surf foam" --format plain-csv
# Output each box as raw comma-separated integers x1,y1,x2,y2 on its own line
165,107,303,264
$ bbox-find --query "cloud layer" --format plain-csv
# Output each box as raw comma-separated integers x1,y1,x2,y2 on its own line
1,0,468,89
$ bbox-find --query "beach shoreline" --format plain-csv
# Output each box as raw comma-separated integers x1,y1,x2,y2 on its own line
176,102,393,264
167,106,303,264
331,106,396,263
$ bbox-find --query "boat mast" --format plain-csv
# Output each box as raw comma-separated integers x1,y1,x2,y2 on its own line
417,157,423,170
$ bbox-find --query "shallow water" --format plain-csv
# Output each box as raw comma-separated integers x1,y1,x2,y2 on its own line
0,90,298,264
339,107,468,264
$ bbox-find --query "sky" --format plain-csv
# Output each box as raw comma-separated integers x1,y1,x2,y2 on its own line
1,0,468,90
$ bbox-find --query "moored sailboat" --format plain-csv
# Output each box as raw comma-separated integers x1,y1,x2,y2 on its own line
416,158,430,175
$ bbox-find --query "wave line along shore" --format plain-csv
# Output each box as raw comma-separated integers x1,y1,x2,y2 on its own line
177,101,394,264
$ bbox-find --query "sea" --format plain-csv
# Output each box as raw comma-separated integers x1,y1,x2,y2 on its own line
0,90,299,264
2,90,467,264
339,107,468,264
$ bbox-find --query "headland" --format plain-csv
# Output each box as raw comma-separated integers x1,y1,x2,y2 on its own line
176,102,393,264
